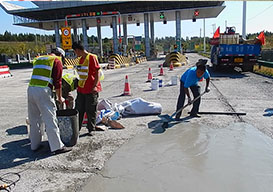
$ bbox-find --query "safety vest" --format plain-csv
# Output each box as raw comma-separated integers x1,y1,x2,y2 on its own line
76,53,91,88
76,53,104,88
99,69,104,81
29,55,61,87
62,73,77,91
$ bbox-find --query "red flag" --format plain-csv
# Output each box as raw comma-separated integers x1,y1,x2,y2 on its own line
213,27,220,38
257,31,265,45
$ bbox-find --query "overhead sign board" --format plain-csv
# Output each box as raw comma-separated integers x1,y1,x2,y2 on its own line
135,36,142,42
61,27,72,50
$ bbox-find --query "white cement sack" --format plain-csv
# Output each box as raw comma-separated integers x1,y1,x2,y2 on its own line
117,98,162,116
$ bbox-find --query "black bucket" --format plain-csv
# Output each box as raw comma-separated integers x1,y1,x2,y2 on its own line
57,109,79,147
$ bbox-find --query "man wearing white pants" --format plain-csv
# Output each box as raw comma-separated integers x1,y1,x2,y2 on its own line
27,48,72,154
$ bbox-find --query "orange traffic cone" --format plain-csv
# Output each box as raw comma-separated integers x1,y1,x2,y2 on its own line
147,68,153,82
82,113,88,126
159,65,164,76
169,62,174,71
123,75,131,96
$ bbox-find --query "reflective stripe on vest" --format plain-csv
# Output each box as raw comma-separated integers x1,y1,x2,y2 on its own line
76,54,90,88
77,71,88,76
76,53,98,88
77,66,88,70
33,65,52,70
29,55,58,87
31,75,53,85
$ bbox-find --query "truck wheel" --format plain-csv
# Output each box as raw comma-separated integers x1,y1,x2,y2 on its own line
213,64,220,71
242,65,253,72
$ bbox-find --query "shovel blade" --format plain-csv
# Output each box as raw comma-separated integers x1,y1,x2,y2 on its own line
158,114,174,122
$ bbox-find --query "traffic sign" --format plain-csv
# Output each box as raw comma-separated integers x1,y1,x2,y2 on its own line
194,10,199,16
134,36,142,50
61,27,72,50
135,45,141,51
160,12,165,19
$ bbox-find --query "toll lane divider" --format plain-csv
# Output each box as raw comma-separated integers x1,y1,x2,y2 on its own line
63,57,80,69
0,65,12,78
107,54,134,69
136,56,147,64
163,51,188,67
64,57,108,70
254,60,273,77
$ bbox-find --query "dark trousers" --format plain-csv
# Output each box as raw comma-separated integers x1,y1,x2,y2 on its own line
175,81,201,118
75,92,98,132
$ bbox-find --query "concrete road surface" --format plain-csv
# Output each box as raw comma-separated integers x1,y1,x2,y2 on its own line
0,53,273,192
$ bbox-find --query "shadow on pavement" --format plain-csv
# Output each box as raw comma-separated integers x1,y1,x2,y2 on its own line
123,114,160,119
208,66,248,79
79,133,90,138
0,138,51,170
148,116,193,134
143,89,153,92
148,119,165,134
109,94,133,98
163,84,176,87
6,125,28,135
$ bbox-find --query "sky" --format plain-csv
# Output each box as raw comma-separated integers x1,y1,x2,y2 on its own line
0,1,273,39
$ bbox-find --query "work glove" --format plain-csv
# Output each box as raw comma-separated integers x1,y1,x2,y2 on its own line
57,97,65,105
56,97,65,110
205,87,211,93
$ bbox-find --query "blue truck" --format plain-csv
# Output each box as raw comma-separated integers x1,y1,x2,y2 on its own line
210,27,261,72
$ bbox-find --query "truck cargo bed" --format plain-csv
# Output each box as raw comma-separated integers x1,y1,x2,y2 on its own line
219,44,261,56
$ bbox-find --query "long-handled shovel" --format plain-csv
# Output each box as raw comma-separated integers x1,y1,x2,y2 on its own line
158,91,207,128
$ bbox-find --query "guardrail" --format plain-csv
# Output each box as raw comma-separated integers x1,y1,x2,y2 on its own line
257,60,273,67
253,60,273,77
0,62,33,69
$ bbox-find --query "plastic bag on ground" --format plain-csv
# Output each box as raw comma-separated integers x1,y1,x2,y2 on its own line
96,109,121,124
97,99,113,111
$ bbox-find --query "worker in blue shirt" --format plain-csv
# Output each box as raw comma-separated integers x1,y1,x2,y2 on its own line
175,59,211,120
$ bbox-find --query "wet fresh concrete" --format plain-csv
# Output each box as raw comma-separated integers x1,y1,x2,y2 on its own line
82,122,273,192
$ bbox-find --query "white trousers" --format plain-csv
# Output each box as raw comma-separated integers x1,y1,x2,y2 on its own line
27,86,64,152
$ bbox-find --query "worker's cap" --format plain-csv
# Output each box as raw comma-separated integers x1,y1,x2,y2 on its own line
52,47,65,57
196,59,208,66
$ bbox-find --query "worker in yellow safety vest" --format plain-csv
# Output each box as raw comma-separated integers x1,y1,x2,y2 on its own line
58,71,103,110
27,47,72,154
72,42,102,136
61,73,78,109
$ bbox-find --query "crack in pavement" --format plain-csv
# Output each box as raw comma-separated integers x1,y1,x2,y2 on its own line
210,81,244,122
97,172,116,179
13,166,99,175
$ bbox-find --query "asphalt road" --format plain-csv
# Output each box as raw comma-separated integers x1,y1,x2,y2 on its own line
0,53,273,192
